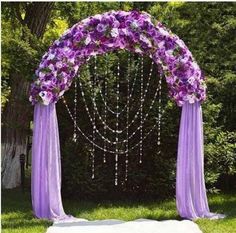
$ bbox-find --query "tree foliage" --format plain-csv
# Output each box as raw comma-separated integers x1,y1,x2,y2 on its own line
1,2,236,197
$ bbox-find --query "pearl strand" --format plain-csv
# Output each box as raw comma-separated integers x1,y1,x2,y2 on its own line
97,58,141,116
79,70,161,145
125,53,131,181
73,78,77,142
63,96,159,154
91,55,97,179
115,56,120,186
157,75,162,154
139,55,144,164
83,58,154,135
103,54,108,163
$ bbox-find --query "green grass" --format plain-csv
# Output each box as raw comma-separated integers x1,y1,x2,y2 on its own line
2,189,236,233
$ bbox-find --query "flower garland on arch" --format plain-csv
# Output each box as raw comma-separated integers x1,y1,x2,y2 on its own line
29,10,206,107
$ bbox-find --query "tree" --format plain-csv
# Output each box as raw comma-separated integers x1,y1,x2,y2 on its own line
1,2,54,189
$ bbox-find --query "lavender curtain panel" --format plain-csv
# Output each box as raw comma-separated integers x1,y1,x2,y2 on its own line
31,103,67,220
176,102,211,219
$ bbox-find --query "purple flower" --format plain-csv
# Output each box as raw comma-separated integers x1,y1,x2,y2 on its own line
164,37,176,50
96,23,107,32
30,10,206,107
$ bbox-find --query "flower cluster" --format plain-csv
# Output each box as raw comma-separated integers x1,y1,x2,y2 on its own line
29,10,206,106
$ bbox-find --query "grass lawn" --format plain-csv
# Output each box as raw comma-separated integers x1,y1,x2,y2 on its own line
2,189,236,233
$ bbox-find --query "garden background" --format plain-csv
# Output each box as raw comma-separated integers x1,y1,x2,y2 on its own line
1,2,236,233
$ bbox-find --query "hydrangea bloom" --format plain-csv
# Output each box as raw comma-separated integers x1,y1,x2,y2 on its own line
30,10,206,106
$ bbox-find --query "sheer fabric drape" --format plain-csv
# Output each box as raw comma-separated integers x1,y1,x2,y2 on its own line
176,102,217,219
31,103,67,219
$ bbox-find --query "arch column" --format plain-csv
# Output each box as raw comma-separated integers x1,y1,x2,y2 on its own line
31,103,67,220
176,102,212,219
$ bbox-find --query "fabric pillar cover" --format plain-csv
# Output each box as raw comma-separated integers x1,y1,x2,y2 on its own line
31,103,67,219
176,102,211,219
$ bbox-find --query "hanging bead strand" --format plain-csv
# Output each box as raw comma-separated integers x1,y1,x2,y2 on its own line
125,53,131,181
78,62,159,146
139,55,144,164
115,55,120,186
73,77,78,142
83,59,154,135
103,54,108,163
91,56,97,179
63,95,159,155
157,74,162,155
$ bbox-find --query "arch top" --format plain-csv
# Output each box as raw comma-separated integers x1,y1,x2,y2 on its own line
29,10,206,107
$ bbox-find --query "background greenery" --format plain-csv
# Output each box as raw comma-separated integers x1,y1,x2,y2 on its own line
2,2,236,200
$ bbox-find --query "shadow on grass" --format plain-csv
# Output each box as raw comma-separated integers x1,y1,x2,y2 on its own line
64,197,181,221
2,188,51,231
208,193,236,219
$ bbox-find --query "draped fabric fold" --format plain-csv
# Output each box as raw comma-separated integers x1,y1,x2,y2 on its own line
176,102,214,219
31,103,67,220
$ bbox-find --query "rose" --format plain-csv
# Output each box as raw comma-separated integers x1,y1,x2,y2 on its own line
110,28,119,38
84,35,91,45
140,34,152,48
96,23,107,32
39,91,53,105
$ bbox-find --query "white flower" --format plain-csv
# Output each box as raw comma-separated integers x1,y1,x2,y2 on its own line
188,76,195,85
140,34,152,47
39,91,52,105
121,28,128,36
93,14,102,21
84,35,91,45
134,47,142,54
74,65,79,73
157,41,165,49
158,27,169,36
54,40,60,46
38,72,45,79
59,90,65,97
131,21,139,29
29,96,33,102
56,62,63,69
47,53,55,60
187,94,195,104
110,28,119,38
35,80,41,85
62,47,70,53
39,91,47,98
68,57,75,63
42,53,47,59
48,64,55,71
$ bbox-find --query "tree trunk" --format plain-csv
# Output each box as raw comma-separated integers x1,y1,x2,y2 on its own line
1,2,54,189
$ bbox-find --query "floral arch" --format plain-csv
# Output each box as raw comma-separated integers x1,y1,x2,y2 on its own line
30,10,216,221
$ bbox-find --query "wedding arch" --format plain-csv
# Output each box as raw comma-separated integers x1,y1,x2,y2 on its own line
30,10,215,221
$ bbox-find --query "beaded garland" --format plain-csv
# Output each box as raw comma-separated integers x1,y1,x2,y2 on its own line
63,53,162,185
